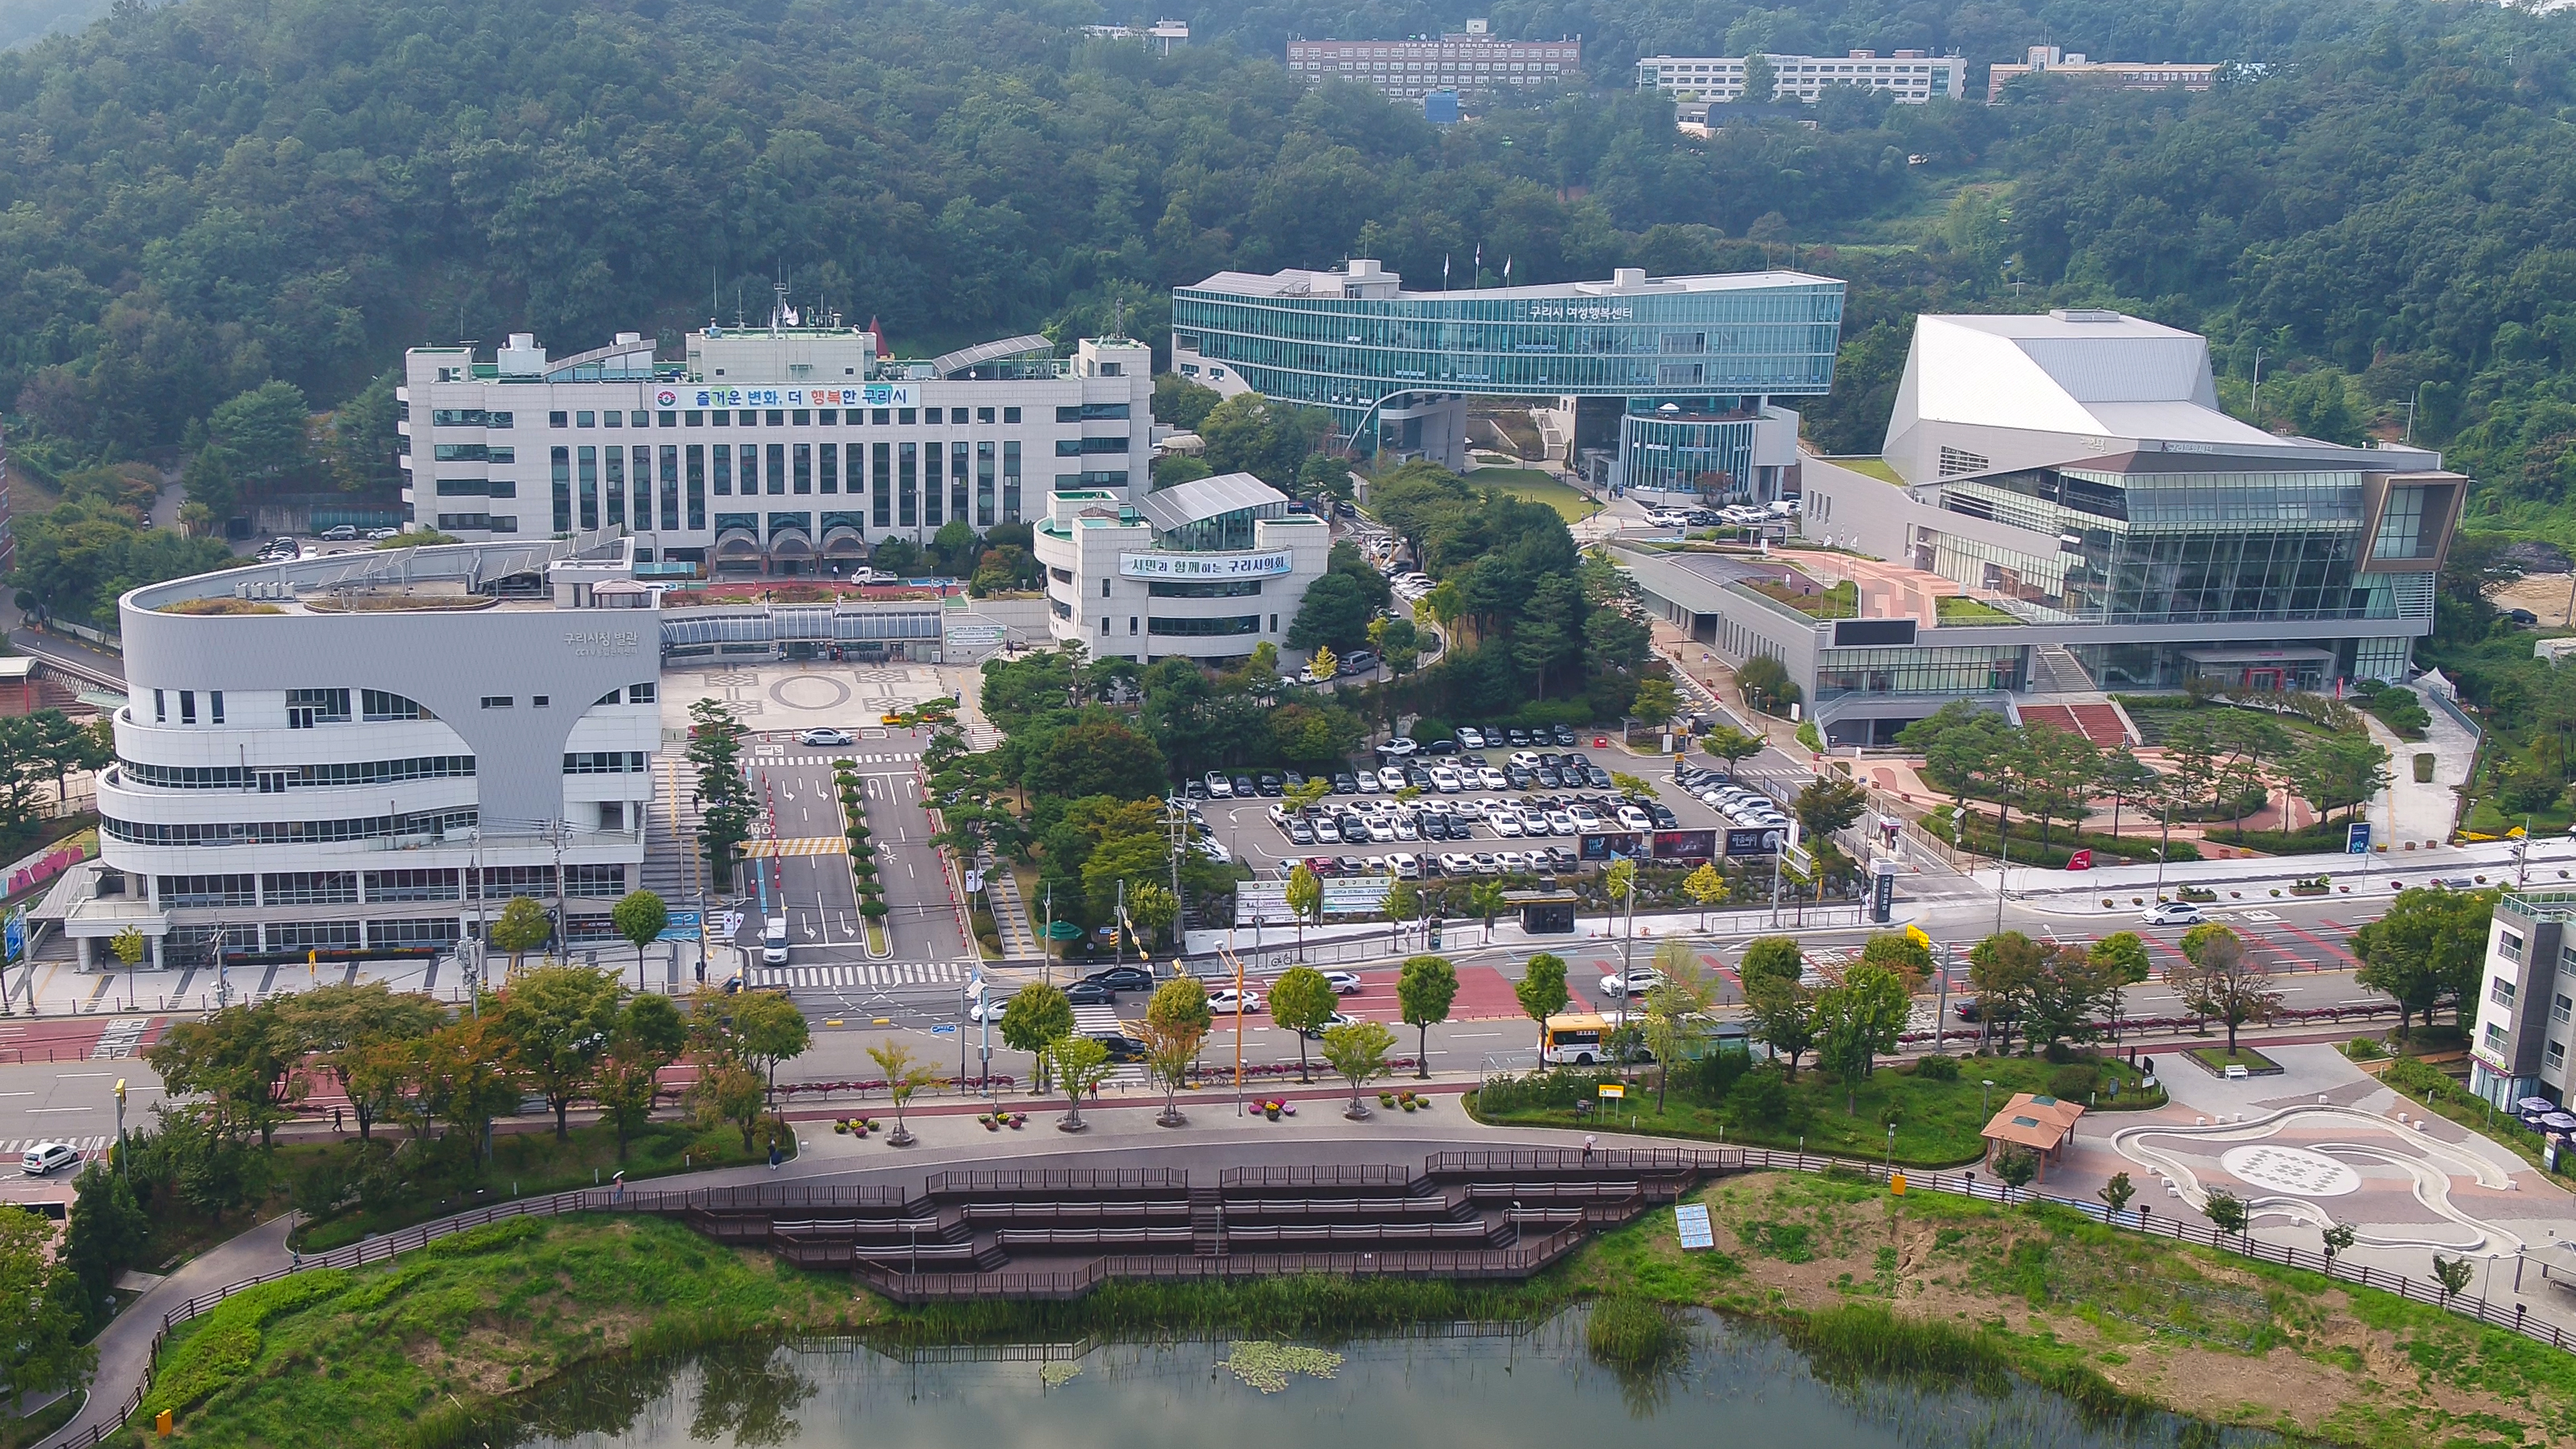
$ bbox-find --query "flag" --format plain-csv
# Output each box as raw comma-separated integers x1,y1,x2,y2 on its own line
1443,253,1451,288
1473,242,1482,286
1504,256,1513,285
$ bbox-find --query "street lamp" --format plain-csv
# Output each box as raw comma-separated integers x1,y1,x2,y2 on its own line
1981,1078,1996,1118
1885,1121,1897,1175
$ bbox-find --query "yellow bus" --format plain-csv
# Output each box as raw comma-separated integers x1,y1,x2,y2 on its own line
1542,1011,1610,1066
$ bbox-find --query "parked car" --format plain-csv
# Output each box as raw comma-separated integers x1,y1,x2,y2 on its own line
796,727,855,747
2141,899,2205,925
319,524,360,541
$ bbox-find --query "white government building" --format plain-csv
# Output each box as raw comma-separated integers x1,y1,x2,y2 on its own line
398,322,1154,573
1634,49,1969,103
1033,471,1331,665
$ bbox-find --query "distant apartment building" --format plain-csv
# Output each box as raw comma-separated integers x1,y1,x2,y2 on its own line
1635,50,1968,104
1081,19,1189,55
1286,21,1580,101
1986,47,2220,103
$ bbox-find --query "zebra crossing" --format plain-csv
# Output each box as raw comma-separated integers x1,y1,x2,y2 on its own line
92,1018,150,1060
772,961,972,990
1072,1004,1147,1085
825,754,917,767
741,838,849,857
2,1135,111,1157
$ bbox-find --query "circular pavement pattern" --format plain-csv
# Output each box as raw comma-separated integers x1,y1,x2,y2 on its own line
769,675,854,712
2220,1143,2363,1197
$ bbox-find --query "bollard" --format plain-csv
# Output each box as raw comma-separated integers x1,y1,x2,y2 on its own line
158,1410,174,1436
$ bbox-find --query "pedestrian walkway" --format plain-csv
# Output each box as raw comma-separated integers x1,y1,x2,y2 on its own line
981,860,1040,957
740,838,847,856
774,961,969,990
1072,1002,1147,1085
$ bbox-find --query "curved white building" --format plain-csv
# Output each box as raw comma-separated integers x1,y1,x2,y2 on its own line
1033,473,1331,665
52,541,660,969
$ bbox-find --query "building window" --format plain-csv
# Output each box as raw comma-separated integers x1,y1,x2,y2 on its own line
899,443,918,527
366,869,463,903
2486,1022,2509,1053
154,690,165,723
1004,407,1021,423
209,691,224,724
481,696,512,709
628,682,656,703
286,688,351,728
2500,929,2525,962
472,866,555,900
2554,992,2572,1026
361,690,430,721
660,445,681,528
578,445,599,529
924,440,944,525
1150,579,1262,598
631,446,654,529
2549,1039,2567,1072
532,695,549,708
712,443,731,496
565,865,628,895
262,871,360,906
552,447,572,533
271,921,363,952
1003,440,1023,521
687,447,706,529
794,443,812,495
371,918,463,949
2492,978,2518,1007
821,443,839,495
564,751,649,773
157,875,256,908
179,691,196,725
1147,616,1266,640
874,442,892,528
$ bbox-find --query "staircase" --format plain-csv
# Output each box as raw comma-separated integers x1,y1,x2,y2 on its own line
642,755,698,904
1189,1185,1225,1258
2027,643,2097,694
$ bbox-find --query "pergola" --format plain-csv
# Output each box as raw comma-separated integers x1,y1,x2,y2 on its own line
1980,1093,2087,1183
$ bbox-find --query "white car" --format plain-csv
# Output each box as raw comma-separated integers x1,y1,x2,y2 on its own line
1455,727,1487,748
1438,852,1479,875
1496,850,1532,873
1598,968,1664,998
1205,772,1234,798
1376,737,1421,758
1430,765,1463,792
1377,767,1408,792
1364,817,1397,842
1478,766,1509,790
1617,805,1654,832
1321,969,1364,994
1312,817,1343,843
20,1142,79,1176
1393,816,1420,841
1389,851,1422,879
1570,805,1603,831
1207,987,1265,1015
1545,810,1578,835
1518,809,1551,836
2142,900,2206,925
1508,750,1544,769
1471,853,1501,875
1492,813,1524,838
796,727,855,747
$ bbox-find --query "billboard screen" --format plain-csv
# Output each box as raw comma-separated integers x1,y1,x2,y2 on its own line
1650,829,1717,862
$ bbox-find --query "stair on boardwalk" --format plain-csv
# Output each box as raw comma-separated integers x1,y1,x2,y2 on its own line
1190,1185,1225,1258
644,757,697,901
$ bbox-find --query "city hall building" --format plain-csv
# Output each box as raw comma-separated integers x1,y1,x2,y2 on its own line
1034,472,1331,667
1171,260,1841,502
398,324,1152,571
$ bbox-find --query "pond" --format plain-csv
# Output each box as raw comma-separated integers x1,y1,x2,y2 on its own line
494,1309,2292,1449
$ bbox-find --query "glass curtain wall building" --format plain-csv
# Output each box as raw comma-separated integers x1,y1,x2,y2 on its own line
1171,261,1842,488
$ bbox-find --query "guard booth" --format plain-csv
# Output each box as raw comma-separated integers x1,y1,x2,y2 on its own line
1507,889,1578,934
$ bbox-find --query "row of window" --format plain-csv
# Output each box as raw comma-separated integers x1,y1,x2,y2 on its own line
565,751,649,773
156,866,626,908
542,405,1027,430
1090,613,1278,638
119,755,476,792
104,809,480,847
151,689,436,728
547,442,1033,534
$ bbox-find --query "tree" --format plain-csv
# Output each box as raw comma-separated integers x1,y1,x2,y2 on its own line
1046,1034,1113,1130
1397,955,1459,1080
1736,654,1797,714
2173,924,2280,1053
1743,972,1816,1081
1739,936,1804,992
1197,393,1330,488
1307,642,1339,686
1000,982,1075,1091
690,1059,768,1151
1682,861,1727,928
284,982,442,1143
2432,1253,2476,1303
1125,880,1179,952
1286,573,1376,654
1629,677,1681,727
687,699,755,890
1812,963,1911,1080
1154,373,1221,430
866,1041,938,1145
422,1015,524,1163
2203,1187,2249,1239
1603,857,1637,941
488,895,553,982
1991,1146,2039,1196
2024,944,2120,1054
610,891,669,990
1285,862,1323,958
2088,931,2154,1044
109,924,146,967
0,1206,89,1411
1030,720,1169,801
1641,939,1716,1109
490,963,622,1139
1794,772,1870,846
2098,1171,2135,1216
1858,931,1933,991
1269,965,1339,1084
2322,1221,2356,1263
1737,51,1776,104
1701,724,1763,776
1517,953,1570,1052
1142,975,1212,1123
730,990,813,1101
1321,1019,1395,1117
2352,885,2494,1039
1467,879,1509,936
1967,931,2045,1053
595,992,687,1160
2097,749,2158,838
146,1002,300,1146
62,1165,149,1336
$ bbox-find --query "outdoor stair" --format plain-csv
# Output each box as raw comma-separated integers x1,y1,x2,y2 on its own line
2028,643,2097,694
1190,1186,1225,1258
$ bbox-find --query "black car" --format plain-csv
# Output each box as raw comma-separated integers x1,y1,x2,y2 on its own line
1506,728,1532,746
1091,1034,1149,1062
1647,803,1679,829
1333,773,1360,793
1552,725,1578,746
1507,767,1535,789
1536,767,1563,788
1084,966,1154,994
1063,980,1114,1005
1232,774,1256,797
1423,739,1459,756
1184,780,1209,800
1255,772,1285,797
1586,767,1615,788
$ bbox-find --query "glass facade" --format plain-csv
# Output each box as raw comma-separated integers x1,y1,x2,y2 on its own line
1619,408,1759,497
1171,274,1843,446
1929,467,2426,628
1813,646,2027,700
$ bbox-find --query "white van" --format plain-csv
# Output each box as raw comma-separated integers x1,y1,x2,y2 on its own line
761,916,790,965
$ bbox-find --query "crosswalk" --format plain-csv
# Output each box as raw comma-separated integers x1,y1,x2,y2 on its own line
827,754,917,767
772,961,971,990
742,838,850,857
1072,1004,1148,1085
1,1135,111,1157
92,1019,150,1060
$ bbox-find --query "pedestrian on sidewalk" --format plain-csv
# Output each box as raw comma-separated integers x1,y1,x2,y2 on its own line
1582,1134,1596,1163
332,1106,344,1134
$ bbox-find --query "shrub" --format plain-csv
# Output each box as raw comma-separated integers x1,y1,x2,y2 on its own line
2047,1062,2099,1100
1911,1054,1961,1081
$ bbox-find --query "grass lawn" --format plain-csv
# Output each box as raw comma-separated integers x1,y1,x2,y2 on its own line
1932,595,2019,624
2381,1057,2576,1189
1471,1052,2164,1167
2463,795,2576,838
286,1118,779,1253
2183,1044,2283,1075
138,1215,866,1448
1577,1169,2576,1449
1817,455,1905,484
1463,467,1599,521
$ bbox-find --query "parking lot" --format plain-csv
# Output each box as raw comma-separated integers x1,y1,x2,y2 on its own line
1184,726,1796,883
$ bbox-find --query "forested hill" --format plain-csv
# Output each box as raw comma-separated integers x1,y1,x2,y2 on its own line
2,0,2574,537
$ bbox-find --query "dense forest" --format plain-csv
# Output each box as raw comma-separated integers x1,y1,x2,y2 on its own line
0,0,2572,539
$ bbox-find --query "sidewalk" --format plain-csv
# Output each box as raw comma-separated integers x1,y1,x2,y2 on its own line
1981,834,2573,915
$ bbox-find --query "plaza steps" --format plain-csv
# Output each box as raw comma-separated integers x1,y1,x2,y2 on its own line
619,1148,1732,1302
2028,643,2098,694
2016,702,2136,748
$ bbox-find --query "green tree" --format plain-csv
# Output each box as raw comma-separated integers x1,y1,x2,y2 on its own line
1269,965,1339,1084
1739,936,1804,992
1682,861,1728,928
2204,1187,2250,1239
1046,1034,1113,1130
1629,677,1681,727
1468,879,1510,937
595,992,687,1160
61,1164,149,1336
1142,975,1212,1124
1153,373,1222,430
687,699,755,890
1286,572,1377,654
488,895,554,981
1991,1146,2039,1196
1794,772,1870,846
2098,1171,2136,1216
1701,724,1764,776
1397,954,1459,1080
1285,862,1323,959
0,1206,89,1410
2352,886,2496,1039
730,990,813,1102
2175,924,2279,1054
2284,735,2393,824
1812,962,1911,1079
611,889,669,990
866,1040,939,1145
146,1001,300,1147
490,963,623,1139
1966,931,2045,1053
1737,52,1776,104
1321,1019,1396,1117
1517,953,1570,1052
422,1014,525,1163
1858,930,1933,990
2088,931,2154,1043
2096,749,2159,838
999,982,1075,1091
1125,880,1179,951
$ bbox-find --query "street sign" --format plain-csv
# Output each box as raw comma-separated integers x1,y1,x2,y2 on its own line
930,1023,957,1035
1673,1203,1714,1250
2346,821,2372,854
656,910,703,942
1597,1083,1626,1100
964,871,985,893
